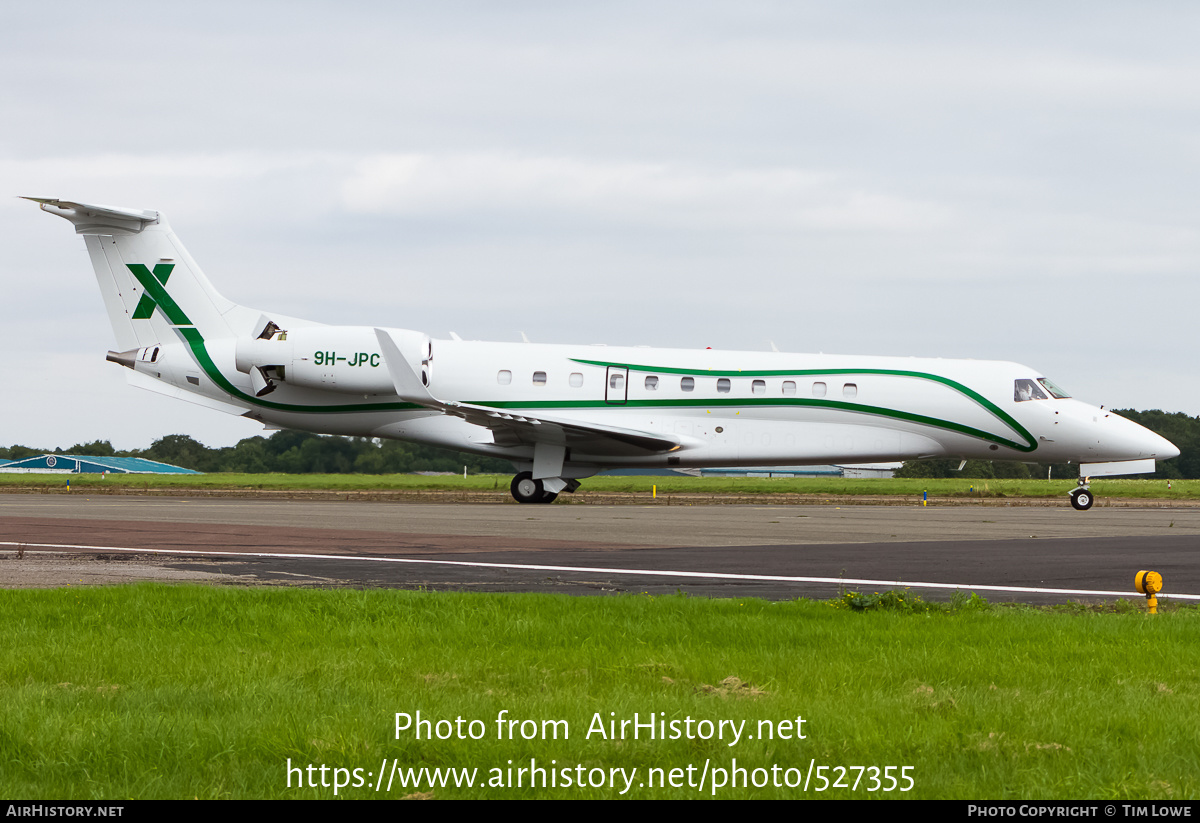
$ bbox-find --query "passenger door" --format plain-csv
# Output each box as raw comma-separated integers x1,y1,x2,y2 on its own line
605,367,628,405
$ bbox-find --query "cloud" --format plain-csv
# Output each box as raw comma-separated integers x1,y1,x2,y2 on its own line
339,152,952,233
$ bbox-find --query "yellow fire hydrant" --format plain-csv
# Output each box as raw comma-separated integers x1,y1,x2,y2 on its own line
1135,570,1163,614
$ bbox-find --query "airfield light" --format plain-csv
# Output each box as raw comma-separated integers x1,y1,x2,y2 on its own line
1135,570,1163,614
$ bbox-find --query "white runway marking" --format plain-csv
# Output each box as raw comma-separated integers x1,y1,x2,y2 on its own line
4,540,1196,600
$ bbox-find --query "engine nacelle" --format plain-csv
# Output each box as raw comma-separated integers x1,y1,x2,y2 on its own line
235,326,430,396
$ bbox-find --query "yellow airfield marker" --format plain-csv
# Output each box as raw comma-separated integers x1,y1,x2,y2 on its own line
1136,570,1163,614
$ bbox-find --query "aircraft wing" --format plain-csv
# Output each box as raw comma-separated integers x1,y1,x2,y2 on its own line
374,329,682,456
451,403,682,454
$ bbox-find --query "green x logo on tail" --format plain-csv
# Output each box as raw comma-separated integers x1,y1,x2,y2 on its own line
129,263,176,320
127,263,190,324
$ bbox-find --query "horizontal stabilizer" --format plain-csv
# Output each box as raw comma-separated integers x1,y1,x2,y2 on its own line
22,197,159,235
124,368,246,416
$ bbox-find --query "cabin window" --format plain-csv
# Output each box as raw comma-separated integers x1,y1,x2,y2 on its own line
782,380,796,395
752,379,766,395
533,371,547,386
569,372,584,388
1014,379,1048,402
609,372,624,391
1038,378,1070,399
681,377,695,392
497,370,512,385
812,382,827,397
645,375,659,390
717,378,731,393
843,383,857,399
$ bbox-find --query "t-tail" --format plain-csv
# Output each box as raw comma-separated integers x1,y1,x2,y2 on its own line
25,198,257,350
28,198,423,416
25,198,298,415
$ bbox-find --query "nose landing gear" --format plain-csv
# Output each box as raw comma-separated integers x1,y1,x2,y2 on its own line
1069,477,1094,511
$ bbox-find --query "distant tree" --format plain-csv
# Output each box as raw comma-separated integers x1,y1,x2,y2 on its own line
263,429,319,459
66,440,116,456
297,435,358,473
895,459,991,478
896,459,1031,479
991,461,1031,479
223,437,272,473
141,434,217,471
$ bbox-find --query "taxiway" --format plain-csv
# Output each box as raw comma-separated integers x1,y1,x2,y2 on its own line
2,495,1198,603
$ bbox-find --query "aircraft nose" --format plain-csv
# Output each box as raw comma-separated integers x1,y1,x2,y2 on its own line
1152,430,1181,461
1117,415,1179,460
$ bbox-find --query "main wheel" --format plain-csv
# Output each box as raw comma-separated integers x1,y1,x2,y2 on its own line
1069,488,1094,511
511,472,544,504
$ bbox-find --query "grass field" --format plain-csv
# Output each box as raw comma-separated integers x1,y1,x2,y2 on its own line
1,472,1197,501
2,585,1197,799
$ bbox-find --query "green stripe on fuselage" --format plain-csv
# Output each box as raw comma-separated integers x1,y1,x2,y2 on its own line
515,357,1040,453
472,396,1035,452
176,328,422,415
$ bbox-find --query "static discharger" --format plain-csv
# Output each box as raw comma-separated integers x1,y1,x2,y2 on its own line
1135,570,1163,614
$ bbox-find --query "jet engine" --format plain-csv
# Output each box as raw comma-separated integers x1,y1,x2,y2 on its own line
234,323,429,397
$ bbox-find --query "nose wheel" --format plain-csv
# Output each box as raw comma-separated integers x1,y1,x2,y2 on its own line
1069,479,1094,511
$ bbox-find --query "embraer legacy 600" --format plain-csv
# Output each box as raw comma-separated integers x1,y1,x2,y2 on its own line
28,198,1178,509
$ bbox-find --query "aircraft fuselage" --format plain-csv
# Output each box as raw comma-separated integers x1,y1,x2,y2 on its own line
30,197,1179,506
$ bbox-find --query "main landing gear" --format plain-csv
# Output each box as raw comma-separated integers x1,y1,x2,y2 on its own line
1069,477,1094,511
511,471,559,504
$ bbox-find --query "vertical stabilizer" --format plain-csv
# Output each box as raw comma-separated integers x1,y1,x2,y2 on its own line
25,198,250,350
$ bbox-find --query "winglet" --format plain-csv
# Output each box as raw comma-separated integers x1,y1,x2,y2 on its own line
374,328,439,407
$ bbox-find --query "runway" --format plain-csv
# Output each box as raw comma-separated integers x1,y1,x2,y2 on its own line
2,494,1199,603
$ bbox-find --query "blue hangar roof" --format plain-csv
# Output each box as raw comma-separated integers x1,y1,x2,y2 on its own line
0,454,200,474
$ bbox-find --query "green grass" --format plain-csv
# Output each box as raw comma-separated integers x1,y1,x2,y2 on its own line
1,585,1197,799
2,472,1198,500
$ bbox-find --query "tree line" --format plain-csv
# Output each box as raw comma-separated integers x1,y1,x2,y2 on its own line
4,408,1200,477
0,430,514,475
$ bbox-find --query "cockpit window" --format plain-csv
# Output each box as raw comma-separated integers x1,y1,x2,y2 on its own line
1014,379,1048,402
1037,378,1071,399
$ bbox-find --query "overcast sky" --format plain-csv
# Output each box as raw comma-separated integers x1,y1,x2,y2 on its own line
4,2,1199,451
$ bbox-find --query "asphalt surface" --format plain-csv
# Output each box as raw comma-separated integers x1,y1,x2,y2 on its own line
2,494,1198,603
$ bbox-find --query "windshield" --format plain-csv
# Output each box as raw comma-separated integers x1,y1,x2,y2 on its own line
1037,378,1071,399
1014,377,1071,402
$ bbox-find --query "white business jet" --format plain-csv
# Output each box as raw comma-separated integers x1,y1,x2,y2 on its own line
27,198,1178,509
